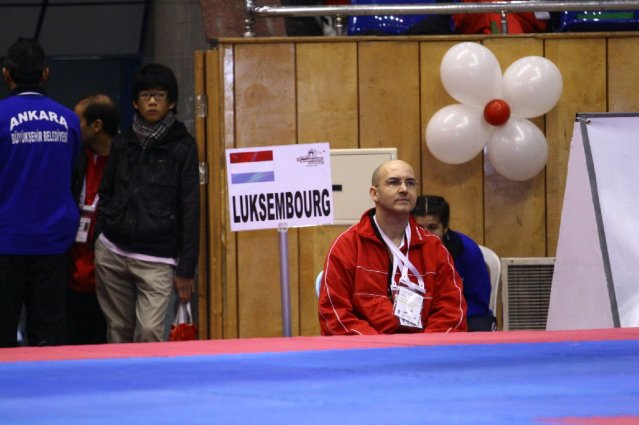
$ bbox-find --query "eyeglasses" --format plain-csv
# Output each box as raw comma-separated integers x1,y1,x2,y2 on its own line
138,90,169,101
381,177,418,189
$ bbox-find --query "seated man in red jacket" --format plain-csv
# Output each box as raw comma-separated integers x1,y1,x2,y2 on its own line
318,159,467,335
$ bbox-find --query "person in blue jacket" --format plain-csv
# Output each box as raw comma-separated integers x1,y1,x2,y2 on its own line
412,195,496,331
0,38,81,347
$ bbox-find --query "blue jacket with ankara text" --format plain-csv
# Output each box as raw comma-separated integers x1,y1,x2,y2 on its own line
0,87,81,254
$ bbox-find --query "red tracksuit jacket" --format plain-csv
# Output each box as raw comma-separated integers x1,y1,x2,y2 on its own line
318,209,467,335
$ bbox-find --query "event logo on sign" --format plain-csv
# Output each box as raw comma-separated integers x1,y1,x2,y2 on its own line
296,148,326,167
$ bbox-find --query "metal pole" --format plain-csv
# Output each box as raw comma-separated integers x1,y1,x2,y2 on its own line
246,0,639,37
500,10,508,34
335,15,345,36
278,223,292,337
244,0,255,37
247,1,639,18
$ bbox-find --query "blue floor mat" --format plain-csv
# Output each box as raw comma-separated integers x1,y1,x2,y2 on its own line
1,340,638,425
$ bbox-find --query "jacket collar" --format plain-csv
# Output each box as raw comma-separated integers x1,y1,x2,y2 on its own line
357,208,427,248
125,119,188,149
11,85,46,96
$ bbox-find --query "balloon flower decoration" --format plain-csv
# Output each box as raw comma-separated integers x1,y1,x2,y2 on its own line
426,42,563,181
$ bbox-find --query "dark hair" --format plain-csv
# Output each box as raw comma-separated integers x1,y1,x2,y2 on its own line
3,38,47,85
78,94,120,137
131,63,178,108
412,195,450,228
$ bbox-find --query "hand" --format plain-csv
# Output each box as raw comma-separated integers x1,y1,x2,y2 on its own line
174,276,195,304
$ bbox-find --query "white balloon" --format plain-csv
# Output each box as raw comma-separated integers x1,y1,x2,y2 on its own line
487,118,548,181
502,56,563,118
426,104,491,165
440,42,503,108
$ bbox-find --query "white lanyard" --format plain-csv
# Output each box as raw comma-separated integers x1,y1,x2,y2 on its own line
373,215,425,294
78,159,100,213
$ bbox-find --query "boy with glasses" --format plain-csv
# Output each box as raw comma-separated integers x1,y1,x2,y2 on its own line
94,64,200,343
318,160,467,335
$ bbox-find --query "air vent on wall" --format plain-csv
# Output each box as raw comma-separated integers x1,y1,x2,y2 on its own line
501,257,556,330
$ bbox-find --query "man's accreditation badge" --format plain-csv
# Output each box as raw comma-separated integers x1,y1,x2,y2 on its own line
394,286,423,329
75,215,92,243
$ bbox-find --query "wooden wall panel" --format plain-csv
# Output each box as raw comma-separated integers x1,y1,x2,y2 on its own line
358,42,421,173
220,45,238,338
608,37,639,112
296,42,359,146
420,40,484,243
234,43,299,337
194,50,209,339
203,34,631,340
483,38,546,257
296,42,358,336
203,48,228,339
235,44,297,146
545,38,607,256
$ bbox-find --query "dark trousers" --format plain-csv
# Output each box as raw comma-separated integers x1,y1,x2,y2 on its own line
467,314,497,332
0,254,67,347
66,288,107,345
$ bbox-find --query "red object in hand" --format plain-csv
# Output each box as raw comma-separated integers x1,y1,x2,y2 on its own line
169,322,197,341
169,302,198,341
483,99,511,126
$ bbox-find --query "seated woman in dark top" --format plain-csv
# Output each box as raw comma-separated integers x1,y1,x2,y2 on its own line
412,195,496,331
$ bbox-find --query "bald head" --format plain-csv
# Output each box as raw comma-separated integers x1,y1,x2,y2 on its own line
371,160,415,186
77,94,111,105
75,94,119,138
370,159,418,229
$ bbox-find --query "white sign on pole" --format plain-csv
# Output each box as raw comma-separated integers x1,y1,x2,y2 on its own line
225,143,334,232
547,113,639,329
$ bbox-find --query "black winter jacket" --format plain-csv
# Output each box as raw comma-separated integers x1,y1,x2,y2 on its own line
96,121,200,278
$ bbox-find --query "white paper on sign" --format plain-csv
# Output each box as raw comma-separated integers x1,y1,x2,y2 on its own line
225,143,334,232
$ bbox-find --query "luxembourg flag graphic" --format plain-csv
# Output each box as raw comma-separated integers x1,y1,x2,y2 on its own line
229,150,275,184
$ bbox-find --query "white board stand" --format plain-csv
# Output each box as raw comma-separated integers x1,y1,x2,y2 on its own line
547,113,639,329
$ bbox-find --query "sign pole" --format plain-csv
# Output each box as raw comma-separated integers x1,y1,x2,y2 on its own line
278,223,292,337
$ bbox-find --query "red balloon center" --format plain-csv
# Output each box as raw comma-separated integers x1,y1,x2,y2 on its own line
483,99,511,126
